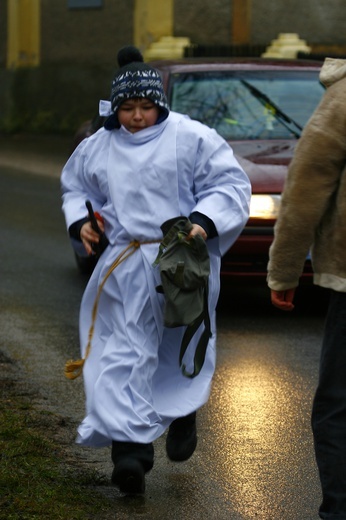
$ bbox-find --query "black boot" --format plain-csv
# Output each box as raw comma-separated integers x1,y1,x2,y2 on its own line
111,441,154,494
166,412,197,462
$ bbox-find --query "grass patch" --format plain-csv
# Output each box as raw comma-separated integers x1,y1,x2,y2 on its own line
0,375,114,520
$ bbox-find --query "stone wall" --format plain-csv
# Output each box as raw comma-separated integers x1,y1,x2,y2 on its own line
174,0,231,45
252,0,346,45
40,0,134,66
0,0,7,68
1,0,346,134
0,63,113,134
0,0,134,134
2,0,346,67
173,0,346,47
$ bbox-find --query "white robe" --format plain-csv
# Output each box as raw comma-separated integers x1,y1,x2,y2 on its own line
61,111,251,447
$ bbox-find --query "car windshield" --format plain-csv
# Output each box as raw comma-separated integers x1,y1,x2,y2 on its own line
168,70,325,140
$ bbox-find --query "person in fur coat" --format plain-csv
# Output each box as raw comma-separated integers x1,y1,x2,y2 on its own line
267,57,346,519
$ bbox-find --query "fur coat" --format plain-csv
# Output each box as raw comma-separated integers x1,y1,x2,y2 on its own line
267,58,346,293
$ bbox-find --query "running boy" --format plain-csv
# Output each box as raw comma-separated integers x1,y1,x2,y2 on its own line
61,46,251,494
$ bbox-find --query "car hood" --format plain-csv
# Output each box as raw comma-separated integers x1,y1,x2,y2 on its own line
231,139,297,193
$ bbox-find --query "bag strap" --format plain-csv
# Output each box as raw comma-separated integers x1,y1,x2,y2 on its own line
179,283,212,378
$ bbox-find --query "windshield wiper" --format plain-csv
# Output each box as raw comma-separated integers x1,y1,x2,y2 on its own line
240,79,303,138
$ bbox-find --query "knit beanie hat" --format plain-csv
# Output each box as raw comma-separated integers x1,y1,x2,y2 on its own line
104,46,170,130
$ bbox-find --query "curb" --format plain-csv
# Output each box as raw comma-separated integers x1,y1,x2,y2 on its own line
0,133,72,178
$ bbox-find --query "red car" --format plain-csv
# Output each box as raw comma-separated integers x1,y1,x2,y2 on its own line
72,58,325,278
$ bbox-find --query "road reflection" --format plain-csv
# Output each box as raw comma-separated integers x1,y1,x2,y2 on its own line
208,282,325,518
212,358,287,514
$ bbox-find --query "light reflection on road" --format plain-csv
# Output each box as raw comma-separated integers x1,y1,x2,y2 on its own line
206,322,320,519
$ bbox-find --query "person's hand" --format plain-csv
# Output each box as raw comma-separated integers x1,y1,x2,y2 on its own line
270,288,296,311
80,219,105,255
187,224,207,241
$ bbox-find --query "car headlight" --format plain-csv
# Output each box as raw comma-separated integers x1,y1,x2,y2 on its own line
249,194,281,220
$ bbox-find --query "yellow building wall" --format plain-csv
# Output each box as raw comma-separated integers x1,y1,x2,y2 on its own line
232,0,251,44
134,0,173,51
7,0,40,68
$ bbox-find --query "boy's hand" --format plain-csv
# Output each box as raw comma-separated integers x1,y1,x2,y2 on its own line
271,288,296,311
187,223,207,241
80,219,105,255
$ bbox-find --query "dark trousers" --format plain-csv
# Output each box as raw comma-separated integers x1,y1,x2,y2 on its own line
111,441,154,473
311,290,346,519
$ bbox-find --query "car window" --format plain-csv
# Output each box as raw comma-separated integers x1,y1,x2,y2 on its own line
168,70,325,140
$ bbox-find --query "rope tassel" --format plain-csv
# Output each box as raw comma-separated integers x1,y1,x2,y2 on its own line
65,359,85,379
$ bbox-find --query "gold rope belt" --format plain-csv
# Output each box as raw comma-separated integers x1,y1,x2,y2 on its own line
65,239,160,380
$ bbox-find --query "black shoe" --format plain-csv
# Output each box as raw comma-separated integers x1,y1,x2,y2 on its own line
166,412,197,462
111,458,145,494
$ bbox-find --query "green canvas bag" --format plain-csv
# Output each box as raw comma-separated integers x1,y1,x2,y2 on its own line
153,217,211,378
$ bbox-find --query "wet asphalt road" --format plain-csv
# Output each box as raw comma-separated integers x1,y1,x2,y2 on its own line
0,165,327,519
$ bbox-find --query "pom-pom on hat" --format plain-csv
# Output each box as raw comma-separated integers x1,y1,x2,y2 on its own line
104,46,170,130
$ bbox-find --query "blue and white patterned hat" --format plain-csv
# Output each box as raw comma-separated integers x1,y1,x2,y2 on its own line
104,46,170,130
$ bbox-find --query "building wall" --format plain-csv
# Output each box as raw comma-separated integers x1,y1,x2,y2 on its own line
40,0,134,66
174,0,231,45
2,1,346,68
0,0,7,67
0,0,135,134
1,0,346,135
174,0,346,47
251,0,346,45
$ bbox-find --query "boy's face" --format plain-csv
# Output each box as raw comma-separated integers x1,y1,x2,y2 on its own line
117,98,160,133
